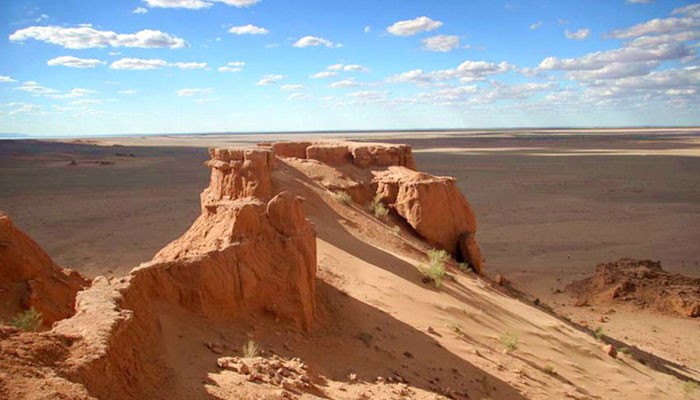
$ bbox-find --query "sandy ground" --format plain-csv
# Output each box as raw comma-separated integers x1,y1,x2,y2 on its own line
1,128,699,398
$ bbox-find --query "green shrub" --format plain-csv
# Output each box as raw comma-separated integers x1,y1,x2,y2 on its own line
683,381,698,397
9,308,42,332
242,340,260,358
500,331,519,353
421,261,446,288
427,248,449,265
447,320,465,336
457,262,472,273
593,326,604,341
332,191,353,206
357,331,374,345
370,194,389,219
544,364,555,375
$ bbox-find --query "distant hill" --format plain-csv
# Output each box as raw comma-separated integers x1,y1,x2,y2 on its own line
0,133,31,139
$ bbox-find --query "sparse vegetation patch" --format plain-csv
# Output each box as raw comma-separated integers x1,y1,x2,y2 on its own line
242,340,260,359
7,308,42,332
332,190,353,206
500,331,519,353
370,194,389,219
357,331,374,345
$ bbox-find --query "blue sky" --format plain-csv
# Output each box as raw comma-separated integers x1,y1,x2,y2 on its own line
1,0,699,136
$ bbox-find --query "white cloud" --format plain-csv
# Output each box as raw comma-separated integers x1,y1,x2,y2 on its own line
529,21,543,30
8,103,41,115
538,43,689,71
0,76,17,83
280,84,304,91
386,16,443,36
144,0,261,9
329,78,361,88
218,61,244,72
421,35,460,52
15,81,58,95
293,36,341,48
228,24,269,35
9,26,186,49
565,28,591,40
118,89,138,95
310,71,338,79
364,26,371,33
565,61,660,80
471,82,557,103
50,88,97,99
172,61,207,69
607,17,700,39
627,0,654,3
47,56,105,68
287,93,312,100
110,58,169,70
672,3,700,18
326,63,370,72
387,61,514,86
255,74,284,85
176,88,213,96
133,7,148,13
194,97,222,103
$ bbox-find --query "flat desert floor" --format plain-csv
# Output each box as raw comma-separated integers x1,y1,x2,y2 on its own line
1,128,699,383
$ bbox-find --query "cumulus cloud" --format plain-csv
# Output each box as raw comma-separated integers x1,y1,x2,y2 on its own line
538,43,689,71
9,26,186,49
255,74,284,85
565,61,660,80
15,81,58,95
176,88,213,96
50,88,98,99
565,28,591,40
110,58,169,70
7,103,41,115
287,93,312,100
118,89,138,95
310,71,338,79
228,24,269,35
364,26,371,33
0,76,18,83
172,61,207,69
47,56,105,68
386,16,443,36
672,3,700,17
607,17,700,39
132,7,148,13
144,0,261,9
218,61,244,72
109,58,207,70
326,63,370,72
329,78,361,88
529,21,543,30
293,36,341,48
387,60,514,86
421,35,460,52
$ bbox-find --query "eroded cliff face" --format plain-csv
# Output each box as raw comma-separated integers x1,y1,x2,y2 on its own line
372,167,482,273
0,212,90,326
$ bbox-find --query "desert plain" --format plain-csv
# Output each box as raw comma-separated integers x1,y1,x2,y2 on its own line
1,128,699,400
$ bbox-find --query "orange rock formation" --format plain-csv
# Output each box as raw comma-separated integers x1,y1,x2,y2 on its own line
0,212,90,326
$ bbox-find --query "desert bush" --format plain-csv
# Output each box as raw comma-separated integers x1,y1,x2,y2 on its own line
500,331,519,353
421,261,446,288
447,320,465,336
332,191,353,206
427,248,449,265
242,340,260,358
457,262,472,273
9,308,42,332
370,194,389,219
683,381,698,397
357,331,374,345
593,326,604,341
543,364,555,375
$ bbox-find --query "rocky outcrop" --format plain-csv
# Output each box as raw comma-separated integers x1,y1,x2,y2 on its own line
202,147,275,208
0,212,90,326
260,141,416,170
372,167,482,273
567,258,700,317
